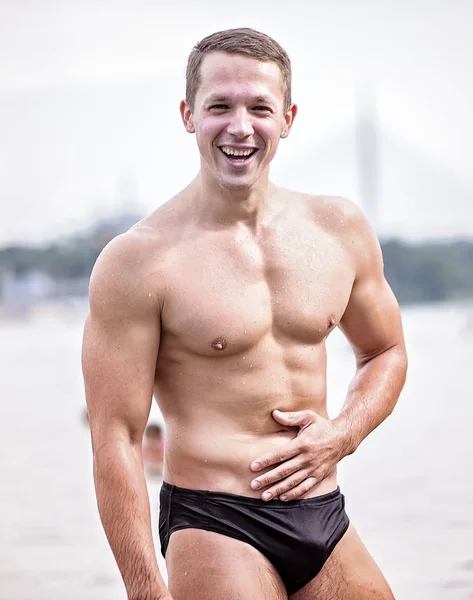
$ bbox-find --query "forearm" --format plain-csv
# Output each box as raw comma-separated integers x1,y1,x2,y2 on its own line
93,439,168,600
333,344,408,456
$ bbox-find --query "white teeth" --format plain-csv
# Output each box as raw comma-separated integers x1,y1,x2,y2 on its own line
221,147,255,157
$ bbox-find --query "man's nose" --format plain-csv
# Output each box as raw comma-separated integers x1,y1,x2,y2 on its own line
227,109,254,138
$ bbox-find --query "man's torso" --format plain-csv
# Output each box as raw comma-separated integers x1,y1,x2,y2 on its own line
136,188,357,497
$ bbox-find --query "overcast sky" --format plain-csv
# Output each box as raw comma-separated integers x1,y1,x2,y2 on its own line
1,0,472,244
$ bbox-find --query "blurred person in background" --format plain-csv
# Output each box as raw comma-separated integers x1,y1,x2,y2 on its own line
142,423,164,478
81,406,90,427
82,27,407,600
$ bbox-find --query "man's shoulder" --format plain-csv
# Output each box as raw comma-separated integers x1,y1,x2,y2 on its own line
308,193,362,223
289,192,368,235
98,195,187,271
88,204,179,313
289,192,382,274
96,223,165,274
87,227,160,314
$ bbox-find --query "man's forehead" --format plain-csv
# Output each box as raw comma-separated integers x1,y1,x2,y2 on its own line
198,52,283,92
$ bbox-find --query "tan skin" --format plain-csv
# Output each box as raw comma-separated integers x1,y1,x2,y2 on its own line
82,52,407,600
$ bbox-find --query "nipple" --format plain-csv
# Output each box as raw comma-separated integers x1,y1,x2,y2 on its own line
211,336,227,351
327,314,336,329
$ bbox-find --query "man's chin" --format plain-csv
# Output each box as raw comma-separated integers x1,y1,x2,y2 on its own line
218,174,258,192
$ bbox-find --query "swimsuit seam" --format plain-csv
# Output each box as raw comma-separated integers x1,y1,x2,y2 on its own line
165,524,257,556
161,482,341,508
162,485,174,555
167,485,173,526
208,497,341,510
325,516,350,562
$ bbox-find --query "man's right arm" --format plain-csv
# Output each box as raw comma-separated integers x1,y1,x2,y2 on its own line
82,230,171,600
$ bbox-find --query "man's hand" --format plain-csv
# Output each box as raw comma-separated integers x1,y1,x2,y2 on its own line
250,409,349,501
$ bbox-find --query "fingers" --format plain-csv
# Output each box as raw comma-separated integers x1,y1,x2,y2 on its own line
278,477,318,501
250,458,302,492
261,472,316,501
251,443,300,472
272,409,316,428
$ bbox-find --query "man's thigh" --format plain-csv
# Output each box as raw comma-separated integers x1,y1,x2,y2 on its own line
290,524,395,600
166,528,287,600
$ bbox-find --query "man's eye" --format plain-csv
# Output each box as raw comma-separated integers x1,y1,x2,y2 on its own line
253,106,272,113
210,104,228,110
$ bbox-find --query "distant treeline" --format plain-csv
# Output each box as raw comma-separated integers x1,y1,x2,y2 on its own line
1,224,472,305
382,239,473,304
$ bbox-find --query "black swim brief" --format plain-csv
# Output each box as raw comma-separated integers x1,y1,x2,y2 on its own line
159,482,350,595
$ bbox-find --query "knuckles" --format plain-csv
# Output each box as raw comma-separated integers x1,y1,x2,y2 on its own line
279,466,293,478
299,439,315,454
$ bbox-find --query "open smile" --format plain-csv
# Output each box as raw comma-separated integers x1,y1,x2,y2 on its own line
218,146,259,165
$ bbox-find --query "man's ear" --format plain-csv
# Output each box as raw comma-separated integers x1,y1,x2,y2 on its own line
180,100,195,133
281,103,298,138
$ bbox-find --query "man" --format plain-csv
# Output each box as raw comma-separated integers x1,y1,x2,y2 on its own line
82,27,407,600
142,423,164,477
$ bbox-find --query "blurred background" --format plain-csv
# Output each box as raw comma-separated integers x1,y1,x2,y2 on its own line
1,1,472,598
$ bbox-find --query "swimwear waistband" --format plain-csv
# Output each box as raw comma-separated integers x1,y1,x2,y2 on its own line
161,481,341,507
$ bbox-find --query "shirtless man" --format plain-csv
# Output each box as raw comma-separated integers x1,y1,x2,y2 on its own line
82,28,407,600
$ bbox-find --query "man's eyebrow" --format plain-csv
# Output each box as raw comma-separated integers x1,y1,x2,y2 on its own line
253,96,275,104
206,95,230,103
205,95,276,105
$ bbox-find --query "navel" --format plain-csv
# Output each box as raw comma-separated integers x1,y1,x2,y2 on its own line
211,336,227,351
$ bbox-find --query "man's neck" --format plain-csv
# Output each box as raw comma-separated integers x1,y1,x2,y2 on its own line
191,171,278,230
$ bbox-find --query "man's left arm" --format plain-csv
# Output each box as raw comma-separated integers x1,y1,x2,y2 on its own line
330,217,408,457
250,208,408,500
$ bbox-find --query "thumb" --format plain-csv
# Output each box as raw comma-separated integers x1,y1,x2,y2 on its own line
272,409,315,428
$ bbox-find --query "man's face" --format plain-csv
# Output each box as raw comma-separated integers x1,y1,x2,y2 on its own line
181,52,296,191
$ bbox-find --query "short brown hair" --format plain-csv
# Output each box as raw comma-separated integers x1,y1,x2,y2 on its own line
186,28,292,112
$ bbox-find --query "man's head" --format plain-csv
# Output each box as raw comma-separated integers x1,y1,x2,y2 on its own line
144,423,163,440
180,28,297,191
185,28,292,113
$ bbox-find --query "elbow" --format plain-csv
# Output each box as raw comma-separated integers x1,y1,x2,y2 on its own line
396,341,409,384
357,340,408,373
90,424,143,467
388,343,408,413
385,341,408,390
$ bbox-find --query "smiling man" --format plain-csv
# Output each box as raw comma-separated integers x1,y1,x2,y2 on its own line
82,28,407,600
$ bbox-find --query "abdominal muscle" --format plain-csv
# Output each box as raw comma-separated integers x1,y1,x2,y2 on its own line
155,356,338,499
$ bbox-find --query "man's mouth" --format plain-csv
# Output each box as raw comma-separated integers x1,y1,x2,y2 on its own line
219,146,258,162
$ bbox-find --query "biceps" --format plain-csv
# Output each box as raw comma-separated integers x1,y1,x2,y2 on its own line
82,315,160,441
339,276,404,361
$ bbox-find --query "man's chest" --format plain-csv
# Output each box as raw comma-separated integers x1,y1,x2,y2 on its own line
161,225,354,355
